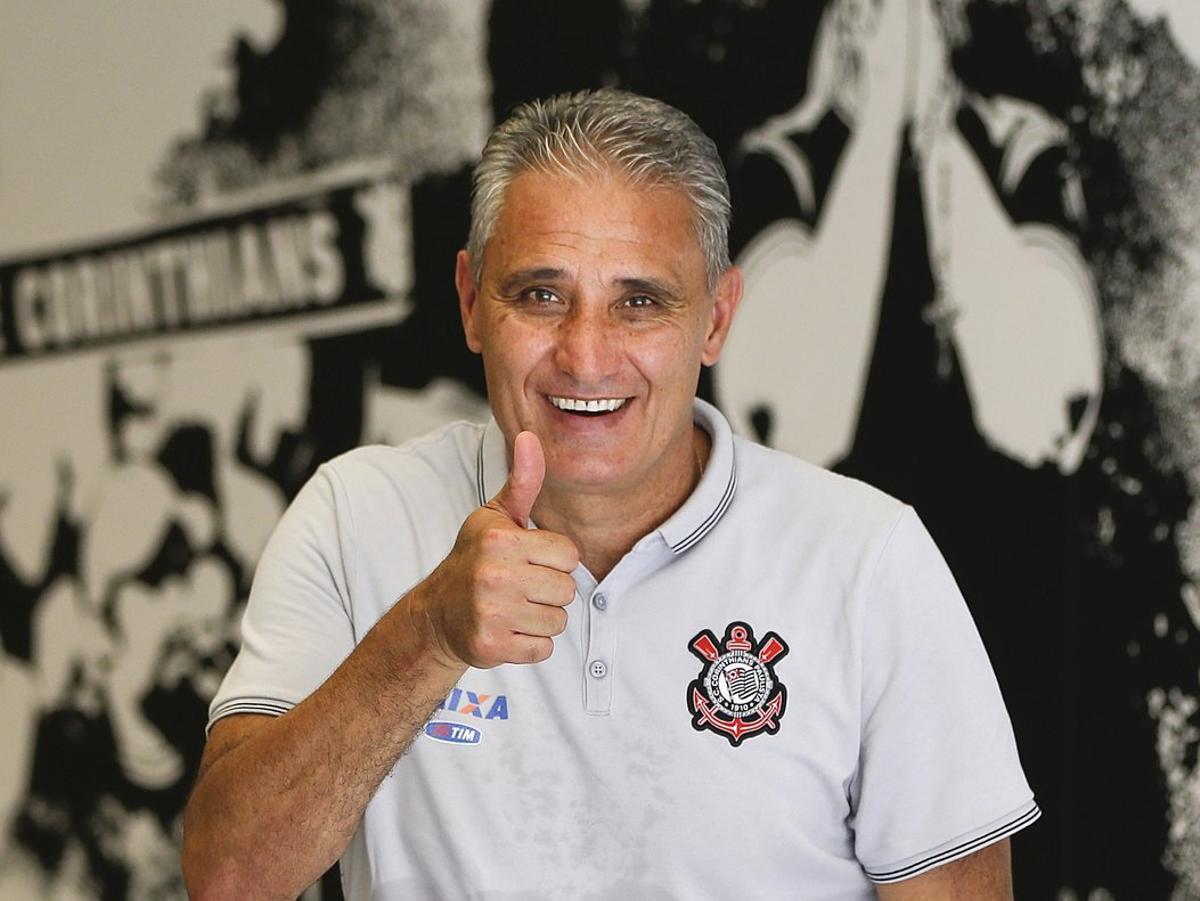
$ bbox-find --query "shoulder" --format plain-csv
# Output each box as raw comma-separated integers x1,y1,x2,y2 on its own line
720,437,912,592
315,420,484,522
733,436,906,540
322,419,482,487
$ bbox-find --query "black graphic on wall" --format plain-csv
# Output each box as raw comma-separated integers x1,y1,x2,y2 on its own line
1,1,1197,898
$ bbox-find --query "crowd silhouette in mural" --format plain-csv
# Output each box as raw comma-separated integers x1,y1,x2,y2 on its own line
0,0,1196,897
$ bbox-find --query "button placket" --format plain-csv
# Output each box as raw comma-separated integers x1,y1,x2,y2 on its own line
583,586,616,714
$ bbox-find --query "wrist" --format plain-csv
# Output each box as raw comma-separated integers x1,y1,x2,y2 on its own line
399,577,469,676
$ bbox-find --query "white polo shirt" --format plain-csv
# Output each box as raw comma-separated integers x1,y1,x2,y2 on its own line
209,399,1038,900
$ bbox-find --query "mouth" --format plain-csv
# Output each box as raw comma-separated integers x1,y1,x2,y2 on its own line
546,395,629,417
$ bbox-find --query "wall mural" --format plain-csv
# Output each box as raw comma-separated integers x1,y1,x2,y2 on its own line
0,0,1197,898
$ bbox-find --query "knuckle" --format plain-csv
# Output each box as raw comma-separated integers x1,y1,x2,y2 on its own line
471,631,502,664
468,594,501,626
472,561,506,592
479,526,517,553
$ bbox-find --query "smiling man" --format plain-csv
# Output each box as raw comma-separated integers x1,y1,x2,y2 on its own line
182,90,1038,900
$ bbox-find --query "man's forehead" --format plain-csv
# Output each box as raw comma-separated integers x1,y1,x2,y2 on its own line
480,170,706,286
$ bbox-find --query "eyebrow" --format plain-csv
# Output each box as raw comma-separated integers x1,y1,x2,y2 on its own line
496,268,568,296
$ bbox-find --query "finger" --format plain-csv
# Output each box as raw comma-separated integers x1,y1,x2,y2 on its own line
510,602,569,638
490,430,545,527
504,634,554,665
517,567,577,608
520,530,581,573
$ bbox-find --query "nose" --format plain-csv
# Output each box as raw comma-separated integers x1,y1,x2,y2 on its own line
553,307,621,385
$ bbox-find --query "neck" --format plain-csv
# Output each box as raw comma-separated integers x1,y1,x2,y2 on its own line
533,425,711,581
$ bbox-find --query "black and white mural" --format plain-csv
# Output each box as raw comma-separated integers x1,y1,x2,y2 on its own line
0,0,1197,897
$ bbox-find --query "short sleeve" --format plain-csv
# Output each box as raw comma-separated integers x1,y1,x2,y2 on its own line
850,507,1039,883
207,465,357,733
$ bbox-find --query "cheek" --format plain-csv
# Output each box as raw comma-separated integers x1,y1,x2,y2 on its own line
484,344,530,384
634,329,704,392
482,320,551,385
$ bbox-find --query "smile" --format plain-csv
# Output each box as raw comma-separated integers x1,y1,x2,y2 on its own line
548,395,628,415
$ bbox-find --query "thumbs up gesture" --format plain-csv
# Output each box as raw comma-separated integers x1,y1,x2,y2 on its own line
416,431,581,669
488,430,546,528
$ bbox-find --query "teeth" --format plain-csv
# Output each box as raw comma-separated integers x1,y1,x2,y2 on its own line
549,396,627,413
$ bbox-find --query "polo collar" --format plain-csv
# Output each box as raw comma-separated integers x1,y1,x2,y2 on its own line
657,398,737,554
475,397,737,555
476,416,508,507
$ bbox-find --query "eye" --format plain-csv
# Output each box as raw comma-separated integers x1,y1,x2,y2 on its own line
527,288,560,305
623,294,657,310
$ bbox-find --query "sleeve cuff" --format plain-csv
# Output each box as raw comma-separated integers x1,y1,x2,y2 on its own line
864,798,1041,884
205,696,295,735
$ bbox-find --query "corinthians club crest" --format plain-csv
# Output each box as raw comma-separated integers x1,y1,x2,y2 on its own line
686,622,789,747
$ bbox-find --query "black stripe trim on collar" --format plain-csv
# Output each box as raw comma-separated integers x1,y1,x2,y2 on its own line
669,466,737,555
865,803,1041,883
476,429,487,506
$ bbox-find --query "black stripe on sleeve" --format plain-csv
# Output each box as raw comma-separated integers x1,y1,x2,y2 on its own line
865,803,1042,884
205,698,294,735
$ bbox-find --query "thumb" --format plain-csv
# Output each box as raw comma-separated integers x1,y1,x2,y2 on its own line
491,430,545,527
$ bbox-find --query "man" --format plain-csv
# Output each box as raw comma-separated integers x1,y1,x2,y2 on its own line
182,89,1038,899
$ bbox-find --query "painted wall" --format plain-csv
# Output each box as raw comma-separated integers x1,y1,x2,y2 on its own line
1,1,1197,897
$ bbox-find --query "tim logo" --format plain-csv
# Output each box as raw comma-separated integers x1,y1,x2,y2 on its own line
440,686,509,720
424,721,482,745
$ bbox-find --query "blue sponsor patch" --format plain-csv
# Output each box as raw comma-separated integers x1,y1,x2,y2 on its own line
439,687,509,720
424,720,482,745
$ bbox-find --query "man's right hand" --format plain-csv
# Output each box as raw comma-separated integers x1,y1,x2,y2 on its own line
183,431,575,898
414,430,580,670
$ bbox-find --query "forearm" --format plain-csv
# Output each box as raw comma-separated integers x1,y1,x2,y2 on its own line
182,585,466,899
918,127,1015,270
794,103,905,459
810,100,905,298
875,839,1013,900
183,433,577,898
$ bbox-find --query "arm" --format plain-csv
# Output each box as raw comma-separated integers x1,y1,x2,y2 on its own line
908,0,1102,471
181,587,466,899
182,432,577,899
720,0,911,464
852,510,1038,889
876,839,1012,900
917,120,1101,471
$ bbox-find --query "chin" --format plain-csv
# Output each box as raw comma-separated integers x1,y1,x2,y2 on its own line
547,458,632,492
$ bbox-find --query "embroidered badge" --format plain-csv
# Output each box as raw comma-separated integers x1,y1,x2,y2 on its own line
423,721,482,745
686,621,789,747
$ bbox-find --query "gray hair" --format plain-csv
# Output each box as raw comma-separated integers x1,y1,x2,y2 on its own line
466,88,732,289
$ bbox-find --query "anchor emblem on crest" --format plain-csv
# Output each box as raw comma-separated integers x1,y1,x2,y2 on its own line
686,621,789,747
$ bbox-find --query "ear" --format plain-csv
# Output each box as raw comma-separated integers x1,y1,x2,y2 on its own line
456,249,483,354
701,266,744,366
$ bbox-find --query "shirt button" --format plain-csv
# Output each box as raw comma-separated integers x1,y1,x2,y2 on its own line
592,592,608,611
588,659,608,679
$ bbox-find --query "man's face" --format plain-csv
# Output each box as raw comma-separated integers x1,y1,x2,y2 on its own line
456,169,741,499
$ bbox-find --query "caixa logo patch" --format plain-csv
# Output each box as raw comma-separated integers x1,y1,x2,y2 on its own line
424,721,482,745
439,686,509,720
